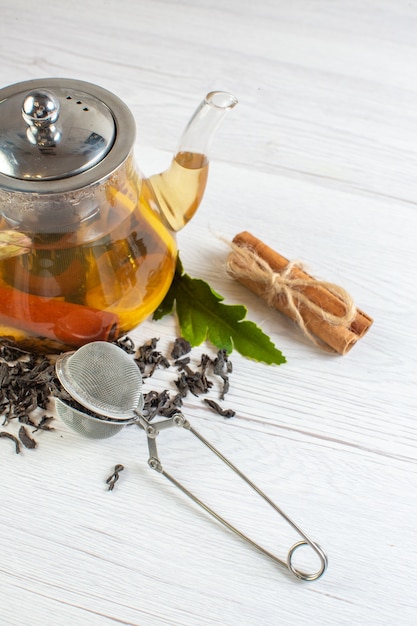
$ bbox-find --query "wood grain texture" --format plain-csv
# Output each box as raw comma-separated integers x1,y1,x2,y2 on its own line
1,1,417,624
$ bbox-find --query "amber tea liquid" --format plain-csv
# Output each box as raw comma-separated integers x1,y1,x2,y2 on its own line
0,183,176,351
147,151,209,231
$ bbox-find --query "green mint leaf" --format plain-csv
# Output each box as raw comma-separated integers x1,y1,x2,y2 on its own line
153,257,286,365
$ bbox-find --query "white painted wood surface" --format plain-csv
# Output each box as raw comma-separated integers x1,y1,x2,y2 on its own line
1,1,416,624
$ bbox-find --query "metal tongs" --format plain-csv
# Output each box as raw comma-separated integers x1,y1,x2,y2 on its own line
55,341,328,582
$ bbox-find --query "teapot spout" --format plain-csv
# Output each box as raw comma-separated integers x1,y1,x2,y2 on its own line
146,91,238,232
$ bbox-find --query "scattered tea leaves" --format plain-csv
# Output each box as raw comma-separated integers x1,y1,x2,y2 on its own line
134,338,170,377
174,360,213,397
143,389,183,420
113,336,136,355
32,415,55,433
0,338,58,448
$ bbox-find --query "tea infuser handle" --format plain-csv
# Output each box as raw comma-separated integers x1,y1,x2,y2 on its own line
142,413,328,581
287,540,328,581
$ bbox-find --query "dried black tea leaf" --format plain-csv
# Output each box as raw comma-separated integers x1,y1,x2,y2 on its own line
0,431,21,454
213,349,232,399
106,464,124,491
174,356,191,367
171,337,191,360
0,362,9,385
32,415,55,433
203,399,236,418
18,413,38,428
18,425,37,449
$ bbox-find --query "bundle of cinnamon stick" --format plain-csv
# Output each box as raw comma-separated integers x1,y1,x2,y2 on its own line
227,231,372,355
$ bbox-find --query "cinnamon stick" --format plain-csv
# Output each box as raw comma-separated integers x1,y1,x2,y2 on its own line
228,231,373,354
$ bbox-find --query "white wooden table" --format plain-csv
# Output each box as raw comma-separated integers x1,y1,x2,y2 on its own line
1,1,416,624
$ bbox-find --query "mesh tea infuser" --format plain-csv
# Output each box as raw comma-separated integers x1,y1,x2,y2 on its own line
55,341,328,581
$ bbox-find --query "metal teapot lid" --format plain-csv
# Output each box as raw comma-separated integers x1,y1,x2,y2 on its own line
0,78,136,193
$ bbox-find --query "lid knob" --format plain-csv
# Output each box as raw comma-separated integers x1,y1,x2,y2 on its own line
22,90,60,126
22,90,61,147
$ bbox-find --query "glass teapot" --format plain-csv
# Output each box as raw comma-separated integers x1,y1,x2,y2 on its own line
0,78,237,352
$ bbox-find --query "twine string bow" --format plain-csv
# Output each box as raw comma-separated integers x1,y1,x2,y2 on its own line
226,243,357,351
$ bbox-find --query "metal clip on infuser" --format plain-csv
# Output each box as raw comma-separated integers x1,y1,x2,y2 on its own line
55,341,328,582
